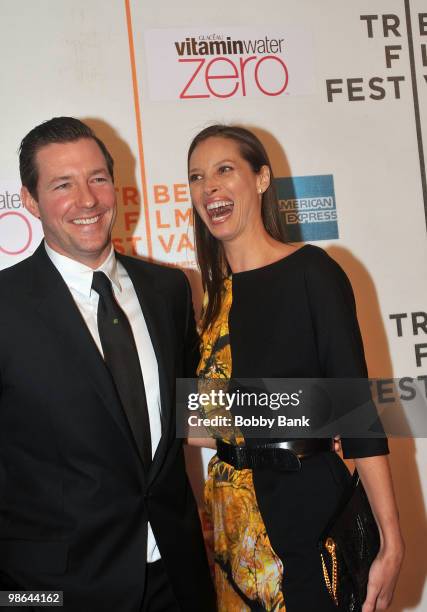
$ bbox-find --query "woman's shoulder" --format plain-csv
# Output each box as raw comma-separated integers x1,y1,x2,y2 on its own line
296,244,349,279
272,243,349,287
294,243,338,266
296,245,355,308
233,244,351,295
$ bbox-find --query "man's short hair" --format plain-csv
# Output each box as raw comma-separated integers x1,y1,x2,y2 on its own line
19,117,114,199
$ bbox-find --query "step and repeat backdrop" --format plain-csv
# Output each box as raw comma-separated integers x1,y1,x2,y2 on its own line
1,1,426,609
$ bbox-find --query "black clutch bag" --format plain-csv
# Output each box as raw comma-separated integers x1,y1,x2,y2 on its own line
319,470,380,611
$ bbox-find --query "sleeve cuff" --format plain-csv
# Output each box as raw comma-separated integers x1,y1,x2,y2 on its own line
341,437,390,459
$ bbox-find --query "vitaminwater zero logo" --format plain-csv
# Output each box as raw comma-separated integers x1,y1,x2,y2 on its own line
275,175,338,241
174,33,288,99
144,28,315,102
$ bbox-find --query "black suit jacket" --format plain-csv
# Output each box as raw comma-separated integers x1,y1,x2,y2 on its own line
0,243,214,611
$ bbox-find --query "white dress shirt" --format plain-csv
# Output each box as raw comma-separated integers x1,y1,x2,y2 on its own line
45,242,161,562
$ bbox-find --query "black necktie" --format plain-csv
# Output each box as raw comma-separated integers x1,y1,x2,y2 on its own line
92,271,152,470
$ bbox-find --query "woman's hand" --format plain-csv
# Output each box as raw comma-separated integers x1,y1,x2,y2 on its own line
333,435,341,453
355,455,404,611
362,540,404,611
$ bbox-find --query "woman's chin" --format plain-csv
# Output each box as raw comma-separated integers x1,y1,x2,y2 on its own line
208,226,236,243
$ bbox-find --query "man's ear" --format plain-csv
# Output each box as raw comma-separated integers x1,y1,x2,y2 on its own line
21,186,40,219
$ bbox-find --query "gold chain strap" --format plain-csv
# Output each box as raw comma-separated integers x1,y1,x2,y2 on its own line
321,537,338,606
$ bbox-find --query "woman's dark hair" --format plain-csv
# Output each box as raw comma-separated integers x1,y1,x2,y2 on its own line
187,124,287,334
19,116,114,200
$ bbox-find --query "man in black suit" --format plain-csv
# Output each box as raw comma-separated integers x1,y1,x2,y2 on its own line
0,117,215,611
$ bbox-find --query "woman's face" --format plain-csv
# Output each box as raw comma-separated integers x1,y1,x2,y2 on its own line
189,137,269,244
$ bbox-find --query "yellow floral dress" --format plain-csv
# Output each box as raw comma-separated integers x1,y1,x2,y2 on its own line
197,278,286,611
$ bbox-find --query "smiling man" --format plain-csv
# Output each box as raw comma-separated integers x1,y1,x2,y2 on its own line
0,117,215,611
22,136,117,267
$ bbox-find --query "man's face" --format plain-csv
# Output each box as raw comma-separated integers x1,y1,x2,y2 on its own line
21,138,116,268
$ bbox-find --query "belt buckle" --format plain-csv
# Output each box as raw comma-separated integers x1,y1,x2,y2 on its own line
234,445,247,470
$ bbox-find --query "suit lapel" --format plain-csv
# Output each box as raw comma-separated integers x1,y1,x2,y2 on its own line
28,245,145,478
118,255,176,485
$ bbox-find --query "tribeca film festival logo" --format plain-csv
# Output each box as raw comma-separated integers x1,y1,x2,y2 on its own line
326,12,427,102
144,28,315,101
275,174,338,241
389,311,427,369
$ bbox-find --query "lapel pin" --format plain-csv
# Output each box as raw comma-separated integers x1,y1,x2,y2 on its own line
113,318,119,325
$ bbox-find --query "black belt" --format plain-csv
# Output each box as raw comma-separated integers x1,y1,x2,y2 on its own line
217,439,334,472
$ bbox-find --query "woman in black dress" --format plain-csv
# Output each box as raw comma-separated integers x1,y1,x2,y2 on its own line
187,125,404,612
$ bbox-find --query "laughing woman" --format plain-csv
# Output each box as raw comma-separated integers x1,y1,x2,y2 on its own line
187,125,403,612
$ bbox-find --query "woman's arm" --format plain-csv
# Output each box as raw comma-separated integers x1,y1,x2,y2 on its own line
186,437,216,449
304,250,404,610
355,455,405,612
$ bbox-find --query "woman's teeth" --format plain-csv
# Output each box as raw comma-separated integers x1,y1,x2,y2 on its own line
206,201,234,219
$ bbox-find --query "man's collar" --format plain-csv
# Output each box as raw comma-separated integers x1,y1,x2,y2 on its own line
44,242,121,298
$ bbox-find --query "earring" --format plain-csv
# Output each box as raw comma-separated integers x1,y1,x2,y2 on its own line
258,188,263,194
